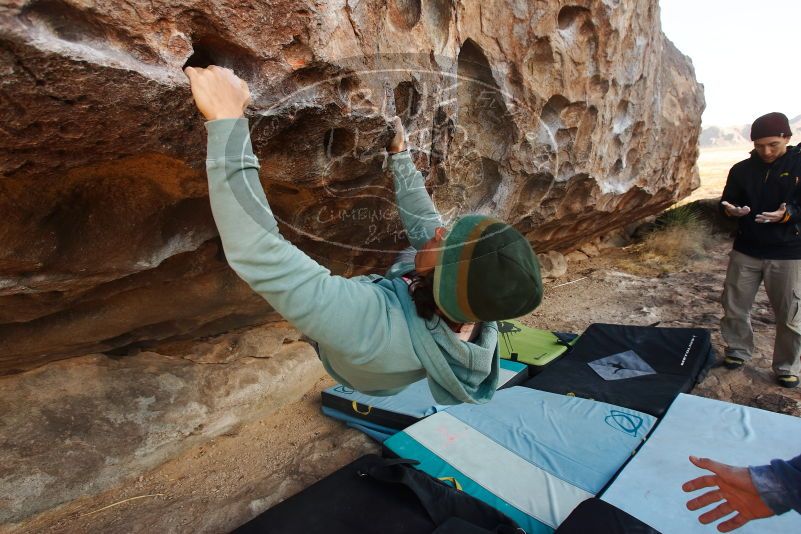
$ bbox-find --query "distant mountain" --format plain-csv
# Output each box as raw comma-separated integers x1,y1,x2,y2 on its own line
701,115,801,147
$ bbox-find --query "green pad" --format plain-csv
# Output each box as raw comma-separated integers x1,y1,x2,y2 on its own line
497,319,576,367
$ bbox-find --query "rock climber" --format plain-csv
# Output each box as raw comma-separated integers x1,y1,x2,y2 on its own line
183,65,542,404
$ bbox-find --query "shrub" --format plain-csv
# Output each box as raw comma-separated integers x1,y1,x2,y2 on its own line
640,204,712,269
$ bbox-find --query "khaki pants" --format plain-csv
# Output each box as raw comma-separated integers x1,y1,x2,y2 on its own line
721,250,801,375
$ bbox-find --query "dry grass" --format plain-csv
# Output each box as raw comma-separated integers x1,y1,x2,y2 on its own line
642,225,709,265
625,205,715,274
634,145,750,272
614,252,666,277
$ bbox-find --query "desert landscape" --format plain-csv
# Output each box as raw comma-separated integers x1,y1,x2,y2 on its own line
684,144,749,203
687,114,801,202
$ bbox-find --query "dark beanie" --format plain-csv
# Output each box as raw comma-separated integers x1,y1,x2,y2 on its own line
432,215,542,323
750,112,792,141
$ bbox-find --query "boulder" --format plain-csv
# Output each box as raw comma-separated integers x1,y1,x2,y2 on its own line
538,250,567,279
578,242,600,257
0,322,332,524
565,250,589,263
0,0,704,371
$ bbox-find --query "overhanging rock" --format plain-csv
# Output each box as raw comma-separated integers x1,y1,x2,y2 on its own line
0,0,704,372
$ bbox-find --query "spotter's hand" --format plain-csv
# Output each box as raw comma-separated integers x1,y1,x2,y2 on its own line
682,456,774,532
755,203,787,224
721,201,751,218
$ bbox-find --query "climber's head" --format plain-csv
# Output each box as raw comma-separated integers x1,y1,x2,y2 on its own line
414,215,542,323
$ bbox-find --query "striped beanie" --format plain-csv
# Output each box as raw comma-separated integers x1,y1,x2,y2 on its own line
432,214,542,323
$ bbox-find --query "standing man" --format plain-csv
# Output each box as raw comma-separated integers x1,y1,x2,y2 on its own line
720,112,801,388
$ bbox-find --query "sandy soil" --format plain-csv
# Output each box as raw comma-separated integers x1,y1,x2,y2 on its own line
7,224,801,534
6,377,379,534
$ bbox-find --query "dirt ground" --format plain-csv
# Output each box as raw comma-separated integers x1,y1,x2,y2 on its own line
5,376,379,534
527,231,801,416
7,207,801,533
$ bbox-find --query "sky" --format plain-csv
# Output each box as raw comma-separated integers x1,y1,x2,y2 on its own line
660,0,801,128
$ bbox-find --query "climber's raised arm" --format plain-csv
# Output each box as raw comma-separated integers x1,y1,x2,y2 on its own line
386,117,444,249
184,66,389,358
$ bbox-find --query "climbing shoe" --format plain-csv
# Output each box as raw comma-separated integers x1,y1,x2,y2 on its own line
777,375,799,389
723,355,745,370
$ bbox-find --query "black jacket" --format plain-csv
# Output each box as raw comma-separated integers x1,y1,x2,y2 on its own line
721,145,801,259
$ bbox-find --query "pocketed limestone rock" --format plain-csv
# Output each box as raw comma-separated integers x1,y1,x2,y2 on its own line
0,1,704,372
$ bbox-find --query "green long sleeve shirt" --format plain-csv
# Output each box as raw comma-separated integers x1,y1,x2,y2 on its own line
205,118,499,404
